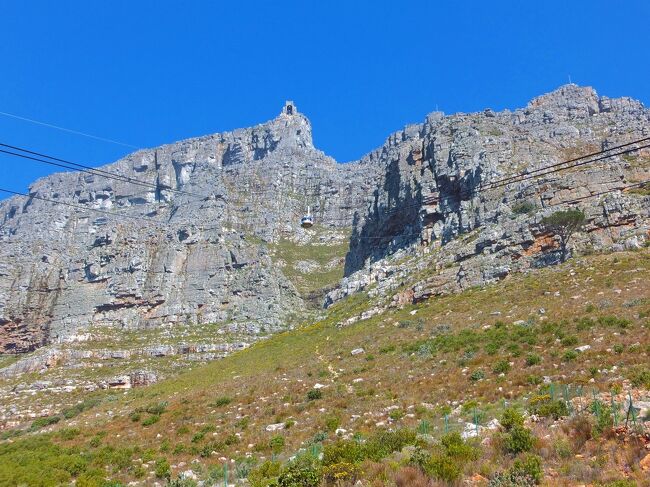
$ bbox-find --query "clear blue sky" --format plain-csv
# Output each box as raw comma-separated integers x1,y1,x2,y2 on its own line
1,0,649,198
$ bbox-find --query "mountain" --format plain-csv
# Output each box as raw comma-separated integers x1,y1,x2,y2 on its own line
0,86,649,486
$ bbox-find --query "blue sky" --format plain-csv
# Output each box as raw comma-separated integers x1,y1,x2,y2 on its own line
1,0,649,198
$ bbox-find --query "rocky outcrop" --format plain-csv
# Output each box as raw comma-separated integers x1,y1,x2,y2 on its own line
328,85,650,306
1,87,649,359
0,102,370,353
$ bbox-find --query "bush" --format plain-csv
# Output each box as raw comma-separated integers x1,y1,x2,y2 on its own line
501,408,525,431
142,415,160,426
269,435,285,453
58,428,81,440
306,389,322,401
211,396,232,407
493,360,511,374
628,368,650,389
562,350,578,362
29,415,61,431
145,402,167,415
590,403,613,437
529,396,569,420
389,408,404,421
512,201,537,215
426,454,463,483
323,414,341,432
488,471,536,486
323,429,417,466
154,458,171,480
365,429,417,461
503,425,535,455
470,369,485,381
510,454,543,484
248,460,281,487
525,354,541,366
322,462,361,484
62,398,101,420
277,455,321,487
323,440,365,466
560,335,578,346
440,432,480,461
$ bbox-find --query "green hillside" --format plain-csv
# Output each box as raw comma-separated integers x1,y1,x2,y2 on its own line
1,249,649,486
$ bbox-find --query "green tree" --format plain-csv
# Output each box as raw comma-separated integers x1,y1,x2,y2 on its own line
540,209,585,261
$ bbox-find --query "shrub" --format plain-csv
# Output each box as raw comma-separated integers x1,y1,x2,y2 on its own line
389,408,405,421
145,402,167,415
470,369,485,381
525,354,541,366
529,398,568,420
58,428,81,440
306,389,322,401
323,414,341,432
628,368,650,389
154,458,171,480
503,425,535,455
248,460,281,487
501,408,525,430
323,440,365,466
426,454,463,483
510,454,543,484
560,335,578,346
493,360,511,374
322,462,361,484
613,344,624,354
590,403,613,437
269,435,285,453
142,415,160,426
562,350,578,362
29,415,61,431
62,398,101,420
440,432,480,461
488,471,536,486
512,201,537,215
211,396,232,407
597,316,631,329
277,455,321,487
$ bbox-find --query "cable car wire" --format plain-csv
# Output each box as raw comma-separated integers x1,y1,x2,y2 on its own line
0,143,215,201
0,110,139,149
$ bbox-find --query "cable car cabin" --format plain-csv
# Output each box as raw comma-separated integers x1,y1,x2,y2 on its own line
300,215,314,228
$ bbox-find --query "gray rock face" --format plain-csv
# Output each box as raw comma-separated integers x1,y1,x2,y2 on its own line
1,87,649,356
328,84,650,305
0,102,370,353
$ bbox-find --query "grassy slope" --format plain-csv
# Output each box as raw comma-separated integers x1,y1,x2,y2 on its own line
1,249,649,485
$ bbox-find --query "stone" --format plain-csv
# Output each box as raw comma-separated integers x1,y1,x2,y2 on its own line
575,345,591,352
351,348,365,356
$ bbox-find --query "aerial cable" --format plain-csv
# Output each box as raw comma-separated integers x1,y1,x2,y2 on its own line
0,187,166,226
0,110,139,149
0,143,215,201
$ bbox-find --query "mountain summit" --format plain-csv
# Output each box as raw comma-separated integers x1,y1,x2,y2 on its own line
0,86,648,362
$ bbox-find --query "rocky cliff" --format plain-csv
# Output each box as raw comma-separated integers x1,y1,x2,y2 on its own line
327,85,650,306
1,87,649,363
0,102,370,354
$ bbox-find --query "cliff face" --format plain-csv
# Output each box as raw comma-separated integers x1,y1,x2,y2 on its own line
1,87,649,357
328,85,650,305
0,102,370,353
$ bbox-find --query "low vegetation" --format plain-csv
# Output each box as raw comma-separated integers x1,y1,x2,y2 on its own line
0,249,649,485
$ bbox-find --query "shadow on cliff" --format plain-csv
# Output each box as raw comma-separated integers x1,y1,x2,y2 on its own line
344,158,422,276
